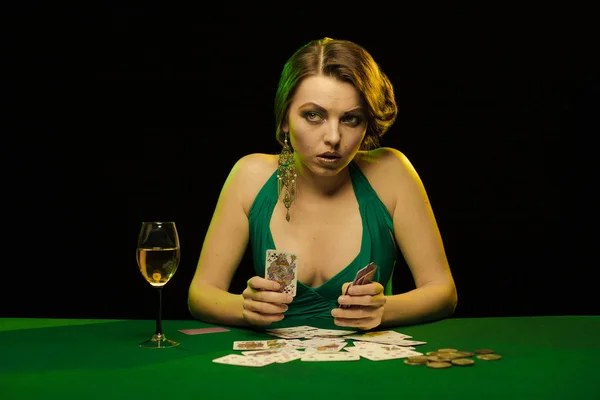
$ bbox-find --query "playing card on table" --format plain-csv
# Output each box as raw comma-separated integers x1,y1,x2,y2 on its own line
265,325,318,339
349,341,414,350
346,344,423,361
303,342,347,353
293,337,346,350
386,339,428,346
232,339,288,350
212,354,275,367
305,328,357,338
301,352,360,362
265,249,298,296
345,331,426,346
344,330,412,342
242,348,305,363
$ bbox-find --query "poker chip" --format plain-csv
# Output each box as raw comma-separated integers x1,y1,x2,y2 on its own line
451,358,475,366
476,353,502,361
402,347,503,369
426,361,452,369
474,348,495,354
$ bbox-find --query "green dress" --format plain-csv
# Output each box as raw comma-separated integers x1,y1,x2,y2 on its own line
248,160,397,327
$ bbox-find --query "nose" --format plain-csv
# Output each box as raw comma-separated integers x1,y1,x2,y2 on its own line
323,121,341,146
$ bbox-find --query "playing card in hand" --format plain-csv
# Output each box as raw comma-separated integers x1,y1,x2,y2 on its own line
341,262,378,308
265,249,298,296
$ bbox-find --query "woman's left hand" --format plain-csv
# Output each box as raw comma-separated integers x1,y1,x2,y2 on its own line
332,282,386,330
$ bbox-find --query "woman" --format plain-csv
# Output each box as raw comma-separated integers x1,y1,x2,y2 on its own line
188,37,457,330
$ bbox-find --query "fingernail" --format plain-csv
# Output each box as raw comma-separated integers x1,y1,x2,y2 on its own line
273,283,281,290
286,295,293,302
339,296,347,302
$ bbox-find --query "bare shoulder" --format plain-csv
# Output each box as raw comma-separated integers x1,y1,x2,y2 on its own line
354,147,418,183
228,153,278,215
232,153,277,177
353,147,421,213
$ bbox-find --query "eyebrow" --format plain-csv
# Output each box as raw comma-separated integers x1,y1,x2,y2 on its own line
298,102,363,114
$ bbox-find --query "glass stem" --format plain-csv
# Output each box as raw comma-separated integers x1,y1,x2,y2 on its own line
156,287,163,336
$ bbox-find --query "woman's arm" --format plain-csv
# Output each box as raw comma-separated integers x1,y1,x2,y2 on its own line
381,148,458,327
187,155,257,327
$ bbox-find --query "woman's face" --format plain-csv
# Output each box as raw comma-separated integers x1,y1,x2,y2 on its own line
282,75,367,177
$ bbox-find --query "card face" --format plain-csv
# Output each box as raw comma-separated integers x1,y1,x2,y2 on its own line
301,352,360,362
344,330,412,341
265,249,298,296
264,326,319,339
347,346,423,361
212,354,274,367
242,348,305,363
303,342,347,353
233,339,288,350
307,328,357,338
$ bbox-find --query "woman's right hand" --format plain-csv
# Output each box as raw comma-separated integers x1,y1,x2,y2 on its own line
241,277,293,327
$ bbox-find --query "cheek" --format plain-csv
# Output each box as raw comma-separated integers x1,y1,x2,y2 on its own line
289,121,311,148
290,134,312,153
342,127,367,148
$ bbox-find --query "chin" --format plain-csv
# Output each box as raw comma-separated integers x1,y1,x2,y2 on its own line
308,160,347,176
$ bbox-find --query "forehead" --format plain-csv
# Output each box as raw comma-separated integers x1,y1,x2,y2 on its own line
291,75,362,110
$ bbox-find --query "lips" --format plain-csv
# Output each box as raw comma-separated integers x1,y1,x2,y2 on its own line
317,152,341,159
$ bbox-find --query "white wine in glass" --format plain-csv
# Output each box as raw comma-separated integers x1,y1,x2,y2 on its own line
136,221,180,348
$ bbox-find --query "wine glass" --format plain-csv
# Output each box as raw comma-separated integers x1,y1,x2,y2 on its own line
136,221,181,348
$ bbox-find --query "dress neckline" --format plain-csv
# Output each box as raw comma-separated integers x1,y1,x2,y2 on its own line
265,161,367,292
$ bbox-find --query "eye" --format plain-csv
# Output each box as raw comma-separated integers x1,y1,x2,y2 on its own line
342,114,362,127
303,111,323,122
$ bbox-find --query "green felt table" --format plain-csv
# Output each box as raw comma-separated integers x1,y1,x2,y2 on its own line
1,316,598,399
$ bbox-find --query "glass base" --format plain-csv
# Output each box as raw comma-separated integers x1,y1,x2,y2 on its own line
138,333,180,348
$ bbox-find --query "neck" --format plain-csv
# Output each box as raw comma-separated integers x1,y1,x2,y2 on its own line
293,157,352,199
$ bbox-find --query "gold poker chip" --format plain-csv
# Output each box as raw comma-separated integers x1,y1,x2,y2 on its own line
404,359,426,366
438,352,464,360
404,347,502,368
426,361,452,369
406,355,429,364
451,358,475,366
437,348,458,353
477,353,502,361
427,355,451,362
452,351,475,358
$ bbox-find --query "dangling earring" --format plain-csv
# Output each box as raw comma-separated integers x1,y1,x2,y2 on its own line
277,132,297,222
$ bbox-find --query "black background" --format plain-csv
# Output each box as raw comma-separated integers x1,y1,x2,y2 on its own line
5,6,595,321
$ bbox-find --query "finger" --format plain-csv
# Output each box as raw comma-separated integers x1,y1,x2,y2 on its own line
333,316,380,331
254,291,294,304
341,282,352,295
338,293,386,307
347,282,384,296
243,298,289,315
242,309,285,326
247,277,281,292
331,306,378,320
243,286,293,305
